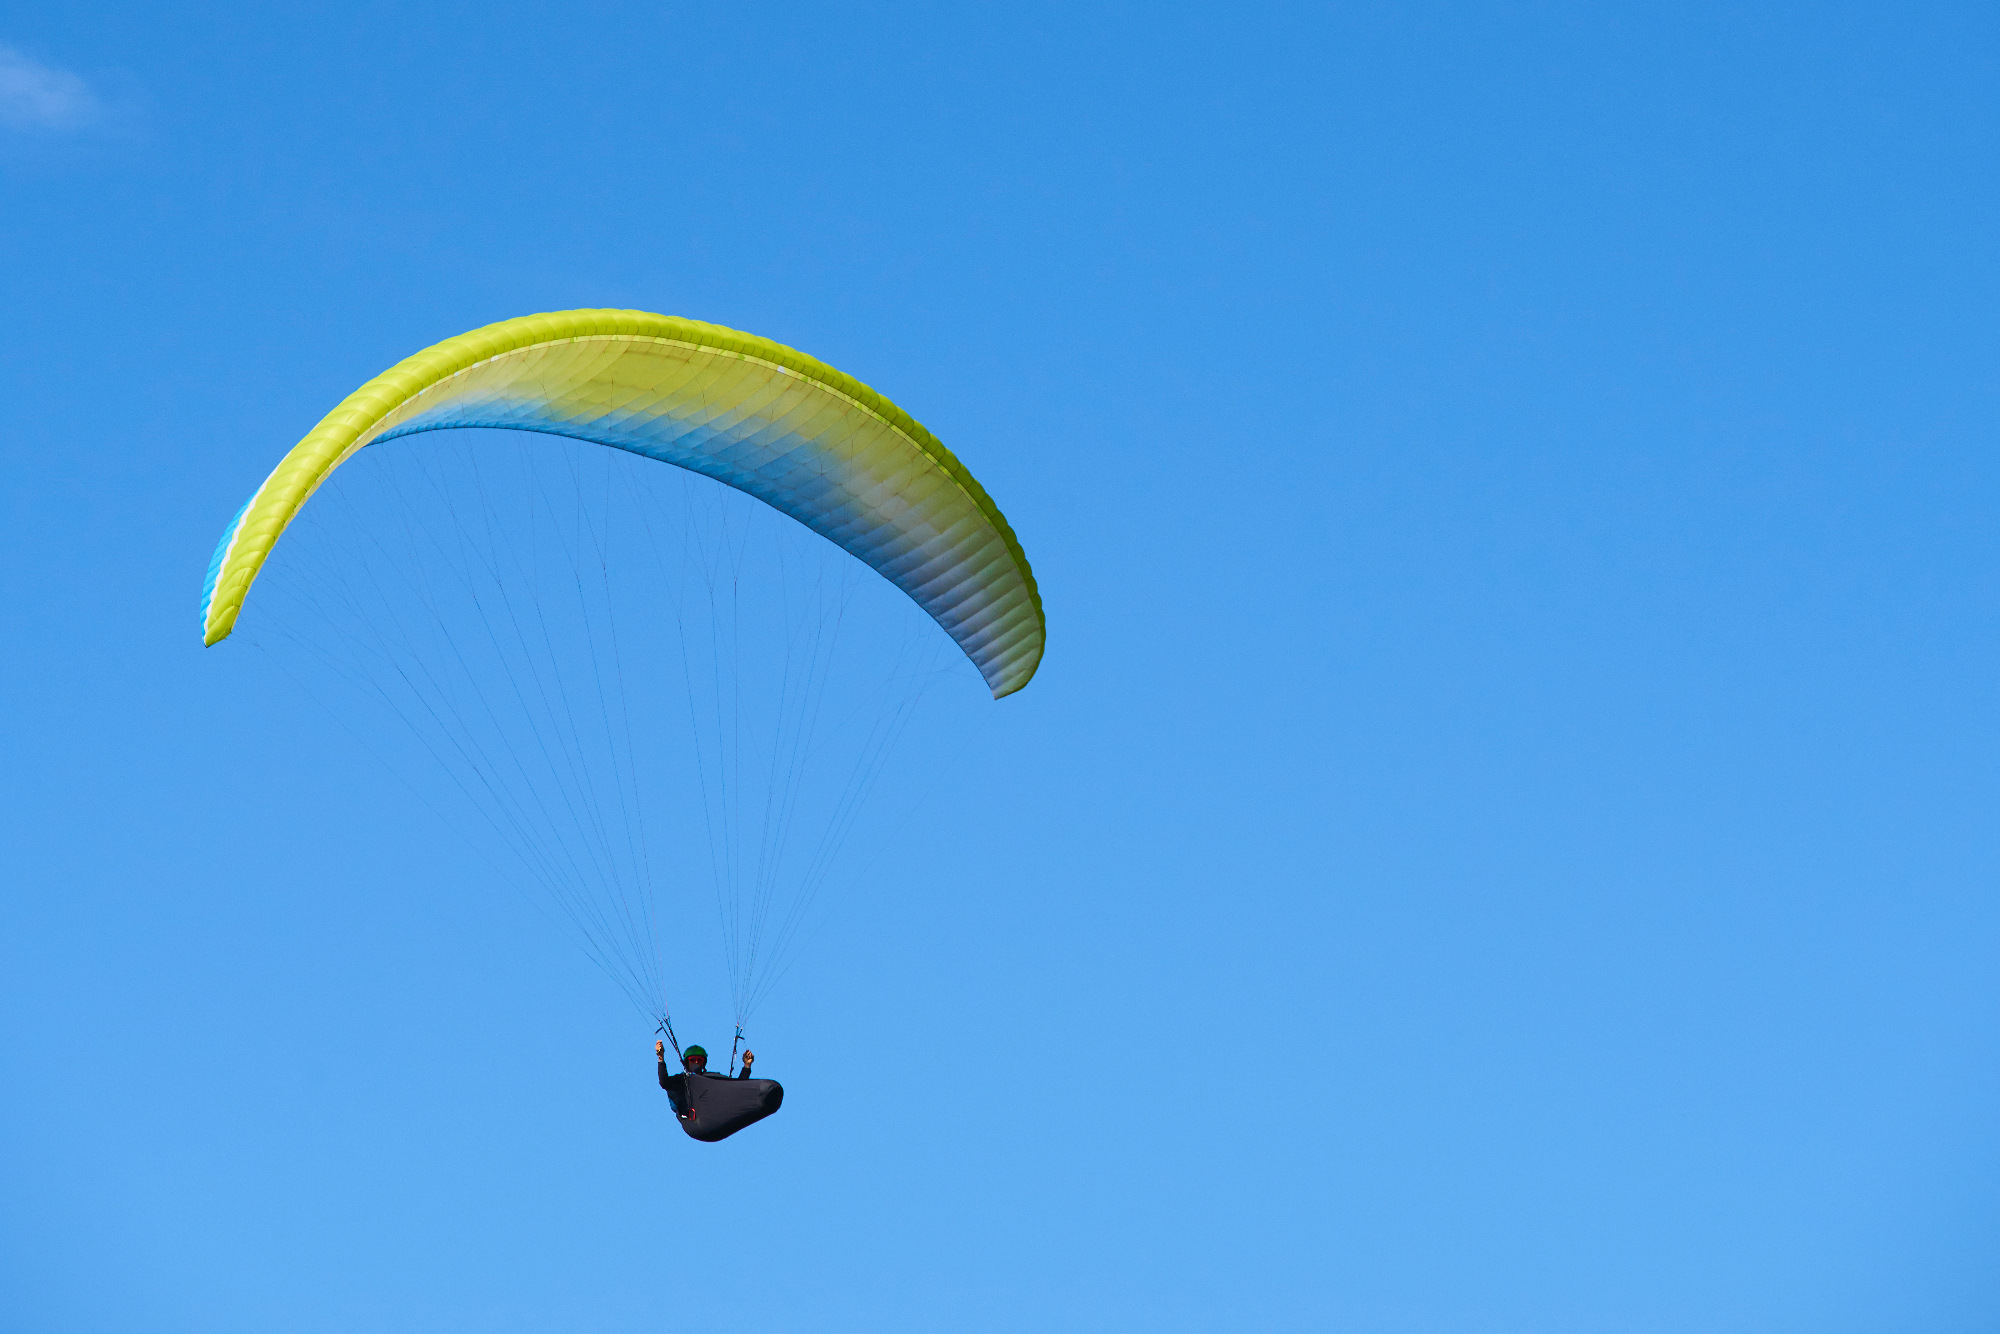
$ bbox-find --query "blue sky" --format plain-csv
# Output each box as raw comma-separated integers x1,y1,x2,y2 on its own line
5,3,2000,1330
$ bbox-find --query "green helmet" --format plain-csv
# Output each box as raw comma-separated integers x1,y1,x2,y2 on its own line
683,1045,708,1059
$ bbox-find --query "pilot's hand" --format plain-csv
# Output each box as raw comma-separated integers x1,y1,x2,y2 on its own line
655,1040,665,1058
742,1049,754,1067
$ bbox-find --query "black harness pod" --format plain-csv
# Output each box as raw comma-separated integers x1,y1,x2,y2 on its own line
660,1071,785,1142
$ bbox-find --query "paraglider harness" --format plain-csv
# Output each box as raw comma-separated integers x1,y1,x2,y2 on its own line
656,1016,784,1143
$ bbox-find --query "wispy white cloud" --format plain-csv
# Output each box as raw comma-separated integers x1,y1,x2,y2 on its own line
0,45,101,131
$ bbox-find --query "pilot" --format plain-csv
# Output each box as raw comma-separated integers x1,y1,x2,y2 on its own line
656,1040,754,1085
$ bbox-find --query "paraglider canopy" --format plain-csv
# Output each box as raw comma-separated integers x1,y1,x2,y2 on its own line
201,308,1045,697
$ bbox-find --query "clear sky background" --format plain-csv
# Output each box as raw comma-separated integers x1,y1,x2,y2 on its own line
4,3,2000,1331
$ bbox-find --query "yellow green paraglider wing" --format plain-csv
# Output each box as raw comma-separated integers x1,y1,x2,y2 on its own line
199,309,1045,697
